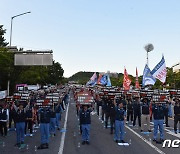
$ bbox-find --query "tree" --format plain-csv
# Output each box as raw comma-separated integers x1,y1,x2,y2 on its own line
0,25,8,47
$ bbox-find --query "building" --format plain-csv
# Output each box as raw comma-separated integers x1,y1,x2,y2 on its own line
172,62,180,73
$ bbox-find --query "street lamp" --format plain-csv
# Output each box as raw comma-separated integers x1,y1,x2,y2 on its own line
9,11,31,46
144,43,154,66
8,11,31,96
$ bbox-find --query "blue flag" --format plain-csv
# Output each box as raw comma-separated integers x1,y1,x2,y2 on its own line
142,64,156,87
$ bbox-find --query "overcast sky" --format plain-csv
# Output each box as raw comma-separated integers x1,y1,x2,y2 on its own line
1,0,180,77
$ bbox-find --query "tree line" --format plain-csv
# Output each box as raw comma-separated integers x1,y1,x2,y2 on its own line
0,25,65,94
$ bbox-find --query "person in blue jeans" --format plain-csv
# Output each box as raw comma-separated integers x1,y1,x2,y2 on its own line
50,105,56,137
38,107,51,149
152,103,165,143
79,105,92,145
13,101,30,148
55,103,62,130
114,97,126,143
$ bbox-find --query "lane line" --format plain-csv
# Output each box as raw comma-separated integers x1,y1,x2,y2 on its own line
58,100,70,154
125,125,166,154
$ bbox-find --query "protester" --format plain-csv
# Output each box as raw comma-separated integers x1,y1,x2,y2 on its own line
38,107,51,149
141,98,151,132
79,105,92,145
126,97,133,124
152,103,165,143
133,96,141,127
13,101,30,147
0,103,9,137
113,98,126,143
174,98,180,134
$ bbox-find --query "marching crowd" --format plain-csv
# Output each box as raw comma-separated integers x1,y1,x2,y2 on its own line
0,85,180,149
0,88,69,149
74,88,180,145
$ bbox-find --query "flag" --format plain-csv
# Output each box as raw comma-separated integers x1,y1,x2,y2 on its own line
99,74,112,87
97,74,103,84
100,74,108,85
86,72,97,86
142,64,156,87
135,67,140,89
151,56,167,83
106,74,112,87
123,68,131,90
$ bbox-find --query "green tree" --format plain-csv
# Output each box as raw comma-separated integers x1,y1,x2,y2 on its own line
0,25,8,47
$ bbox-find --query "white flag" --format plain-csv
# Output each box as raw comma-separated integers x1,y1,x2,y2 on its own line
151,56,167,83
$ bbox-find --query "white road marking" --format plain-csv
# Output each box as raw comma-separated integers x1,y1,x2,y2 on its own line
125,125,165,154
58,99,70,154
165,128,180,139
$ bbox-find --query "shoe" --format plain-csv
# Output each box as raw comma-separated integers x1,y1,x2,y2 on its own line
140,130,143,132
160,139,164,142
57,128,60,130
82,141,86,145
37,144,44,150
115,140,119,143
21,141,24,144
86,141,90,145
14,143,20,147
175,131,177,134
153,139,156,142
54,134,56,136
30,134,33,137
120,140,126,143
166,125,170,127
148,130,152,132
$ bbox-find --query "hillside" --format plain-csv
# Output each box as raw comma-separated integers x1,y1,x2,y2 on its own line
68,71,136,86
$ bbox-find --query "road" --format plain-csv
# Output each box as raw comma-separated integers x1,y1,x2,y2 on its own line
0,91,179,154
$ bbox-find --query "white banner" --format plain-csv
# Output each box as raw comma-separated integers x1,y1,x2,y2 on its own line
0,90,7,100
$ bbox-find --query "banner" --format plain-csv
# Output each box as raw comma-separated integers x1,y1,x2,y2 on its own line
123,68,131,90
142,64,156,87
151,56,167,83
0,90,7,100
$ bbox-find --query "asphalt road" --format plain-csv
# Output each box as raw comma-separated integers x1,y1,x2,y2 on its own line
0,92,180,154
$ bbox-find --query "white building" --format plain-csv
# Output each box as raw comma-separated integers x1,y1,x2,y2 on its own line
172,62,180,73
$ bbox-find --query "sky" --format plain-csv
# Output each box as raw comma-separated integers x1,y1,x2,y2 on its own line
0,0,180,77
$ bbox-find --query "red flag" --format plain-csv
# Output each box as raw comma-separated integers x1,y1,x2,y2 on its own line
97,74,103,84
123,68,131,90
135,67,140,89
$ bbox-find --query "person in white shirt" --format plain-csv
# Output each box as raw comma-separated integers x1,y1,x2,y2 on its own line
0,103,9,137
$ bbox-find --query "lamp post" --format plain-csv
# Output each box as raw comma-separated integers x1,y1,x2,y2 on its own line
9,11,31,46
144,43,154,66
8,11,31,96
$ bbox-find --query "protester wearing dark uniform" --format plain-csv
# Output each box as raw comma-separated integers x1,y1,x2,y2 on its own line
0,104,9,137
50,105,56,137
80,105,92,145
55,103,62,130
9,104,16,130
152,103,165,143
174,99,180,134
25,105,34,136
126,98,133,123
101,96,107,122
38,107,51,149
13,102,30,147
114,99,126,143
164,103,170,127
133,97,141,127
105,98,115,133
141,98,151,132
